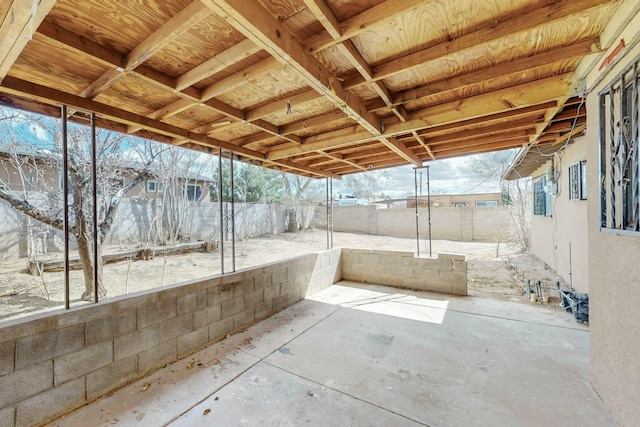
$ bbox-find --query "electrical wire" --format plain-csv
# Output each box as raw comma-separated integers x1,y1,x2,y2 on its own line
536,96,586,158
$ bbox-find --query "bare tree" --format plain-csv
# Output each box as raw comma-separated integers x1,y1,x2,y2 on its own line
281,173,322,232
0,109,156,299
467,151,532,252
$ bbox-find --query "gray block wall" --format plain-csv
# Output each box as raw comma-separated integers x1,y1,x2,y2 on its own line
341,249,467,295
325,205,507,241
0,249,341,427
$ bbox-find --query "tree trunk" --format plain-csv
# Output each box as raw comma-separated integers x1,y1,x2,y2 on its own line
76,219,107,300
287,209,297,232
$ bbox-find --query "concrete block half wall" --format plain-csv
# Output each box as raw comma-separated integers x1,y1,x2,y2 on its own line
0,248,466,427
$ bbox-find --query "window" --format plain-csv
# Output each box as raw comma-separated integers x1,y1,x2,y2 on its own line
475,200,498,207
599,59,640,232
569,161,587,200
533,176,551,216
146,180,163,193
185,184,203,201
453,202,467,207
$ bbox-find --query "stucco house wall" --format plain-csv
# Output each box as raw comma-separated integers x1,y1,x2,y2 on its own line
529,138,589,292
583,5,640,426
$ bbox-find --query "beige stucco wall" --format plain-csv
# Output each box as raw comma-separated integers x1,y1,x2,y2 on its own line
583,5,640,426
329,205,507,241
529,139,589,292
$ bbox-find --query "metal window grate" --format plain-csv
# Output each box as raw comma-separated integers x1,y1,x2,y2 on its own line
599,57,640,232
569,161,587,200
533,177,546,215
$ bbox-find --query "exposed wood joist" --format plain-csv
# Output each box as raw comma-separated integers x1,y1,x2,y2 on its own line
127,56,283,132
0,0,57,82
345,0,612,88
303,0,407,122
318,151,368,172
412,131,435,161
203,0,422,166
80,0,211,99
268,73,575,160
304,0,429,54
174,39,260,92
386,39,599,110
36,22,304,145
0,76,338,179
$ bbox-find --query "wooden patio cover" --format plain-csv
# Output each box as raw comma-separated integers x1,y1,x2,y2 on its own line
0,0,624,178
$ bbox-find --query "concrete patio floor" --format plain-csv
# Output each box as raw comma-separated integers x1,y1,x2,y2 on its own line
47,281,616,427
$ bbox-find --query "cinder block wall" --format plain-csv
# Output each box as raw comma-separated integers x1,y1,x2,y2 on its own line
0,249,342,427
326,206,507,241
341,249,467,295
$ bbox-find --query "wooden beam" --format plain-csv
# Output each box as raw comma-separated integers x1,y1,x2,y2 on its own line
434,140,529,159
431,131,532,153
551,123,587,146
174,39,260,92
319,151,367,172
0,77,338,179
80,0,211,98
186,88,322,140
422,118,539,146
128,56,283,133
303,0,406,122
0,0,57,82
203,0,382,137
348,0,612,88
304,0,429,54
382,137,422,166
412,131,435,160
389,39,599,108
249,90,319,122
268,73,575,160
525,98,572,146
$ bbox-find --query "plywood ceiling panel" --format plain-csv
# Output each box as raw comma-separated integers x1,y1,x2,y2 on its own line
0,0,626,178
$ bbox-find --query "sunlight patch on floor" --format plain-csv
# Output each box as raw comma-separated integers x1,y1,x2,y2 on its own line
307,284,449,324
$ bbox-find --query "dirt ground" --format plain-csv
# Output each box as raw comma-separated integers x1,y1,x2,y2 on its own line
0,230,570,322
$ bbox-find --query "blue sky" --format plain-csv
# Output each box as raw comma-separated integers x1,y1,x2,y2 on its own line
334,149,517,198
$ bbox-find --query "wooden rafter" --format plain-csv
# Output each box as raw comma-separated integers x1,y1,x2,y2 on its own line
412,131,435,161
267,73,574,160
346,0,612,89
80,0,211,99
304,0,429,54
35,22,303,145
387,39,599,110
127,56,283,132
174,39,260,92
0,0,57,82
202,0,421,166
303,0,407,122
0,76,338,179
319,151,368,172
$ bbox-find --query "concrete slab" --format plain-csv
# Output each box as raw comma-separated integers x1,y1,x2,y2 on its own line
48,342,259,427
45,283,616,427
170,362,422,427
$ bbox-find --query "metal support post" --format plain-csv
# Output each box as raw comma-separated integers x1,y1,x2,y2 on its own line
330,178,334,249
91,112,98,303
326,178,330,250
230,152,236,272
414,168,419,257
218,149,224,275
62,105,70,309
426,165,432,257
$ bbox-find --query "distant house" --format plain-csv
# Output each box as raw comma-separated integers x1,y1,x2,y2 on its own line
0,144,213,203
410,192,503,208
